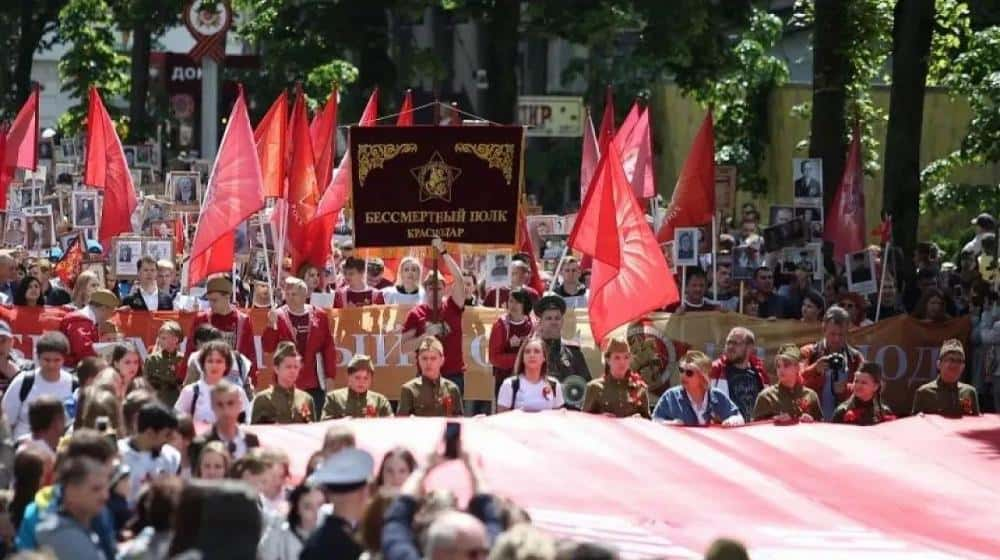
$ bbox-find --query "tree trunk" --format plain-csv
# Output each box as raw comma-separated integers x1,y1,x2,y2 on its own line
483,0,520,123
809,0,852,212
882,0,935,283
127,20,152,142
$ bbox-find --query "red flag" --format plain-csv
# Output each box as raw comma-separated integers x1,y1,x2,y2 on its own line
310,90,338,191
655,112,715,244
569,143,679,344
825,124,867,261
872,214,892,245
305,89,379,269
579,108,599,202
596,86,615,154
174,217,186,256
254,92,288,199
1,85,39,209
397,89,414,126
84,87,138,249
616,101,640,144
285,87,322,271
188,89,266,287
54,236,84,288
614,104,655,200
517,206,545,294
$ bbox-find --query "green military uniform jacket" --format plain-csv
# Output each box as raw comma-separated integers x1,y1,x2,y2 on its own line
396,375,463,417
143,350,183,407
911,377,980,417
251,384,314,424
752,383,822,422
581,373,651,418
322,388,393,420
543,338,591,381
832,396,895,426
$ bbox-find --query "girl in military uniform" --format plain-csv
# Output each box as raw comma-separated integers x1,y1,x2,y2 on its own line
832,362,896,425
581,337,651,419
752,344,821,424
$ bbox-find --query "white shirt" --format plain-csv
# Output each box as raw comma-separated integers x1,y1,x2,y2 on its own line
1,369,75,438
380,286,424,305
117,439,182,505
173,379,251,425
497,375,565,412
139,285,159,311
686,388,710,425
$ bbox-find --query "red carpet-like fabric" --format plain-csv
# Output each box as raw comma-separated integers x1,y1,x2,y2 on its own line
249,413,1000,559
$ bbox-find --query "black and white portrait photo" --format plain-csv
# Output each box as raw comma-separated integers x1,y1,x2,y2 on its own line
769,205,795,226
846,250,877,295
123,146,137,168
793,158,823,202
486,250,511,289
732,246,758,281
72,191,98,227
141,198,171,231
4,215,25,247
25,214,54,252
673,227,699,267
143,239,172,263
167,172,201,206
115,239,143,277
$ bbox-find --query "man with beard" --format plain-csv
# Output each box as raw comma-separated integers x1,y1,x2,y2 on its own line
710,327,769,420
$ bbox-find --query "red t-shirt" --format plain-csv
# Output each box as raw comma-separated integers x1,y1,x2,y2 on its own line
288,310,310,351
402,297,465,374
333,287,385,308
210,311,240,349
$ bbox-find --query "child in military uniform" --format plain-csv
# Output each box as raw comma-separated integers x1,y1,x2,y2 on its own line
397,336,463,417
143,321,184,407
911,339,981,417
581,336,650,418
251,342,315,424
752,344,821,424
321,354,393,419
832,362,895,425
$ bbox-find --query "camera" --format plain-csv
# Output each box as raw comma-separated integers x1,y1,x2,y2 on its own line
827,354,845,372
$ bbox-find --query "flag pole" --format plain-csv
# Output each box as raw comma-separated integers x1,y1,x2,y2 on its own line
275,200,288,288
711,215,718,302
681,265,687,309
550,244,571,295
259,212,276,307
874,240,890,322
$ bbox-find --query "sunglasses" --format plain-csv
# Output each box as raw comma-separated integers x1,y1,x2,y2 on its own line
682,368,699,377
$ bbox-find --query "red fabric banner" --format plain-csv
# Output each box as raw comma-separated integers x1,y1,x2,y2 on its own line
253,92,288,199
250,413,1000,559
825,124,867,261
84,87,138,249
0,86,39,209
656,111,716,244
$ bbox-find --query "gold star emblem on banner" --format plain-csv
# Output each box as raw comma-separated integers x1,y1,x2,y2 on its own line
410,151,461,203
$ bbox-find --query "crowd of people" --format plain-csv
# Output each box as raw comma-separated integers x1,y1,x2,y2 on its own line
0,198,989,559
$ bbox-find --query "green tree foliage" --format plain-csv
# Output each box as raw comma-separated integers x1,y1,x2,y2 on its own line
0,0,67,116
56,0,130,134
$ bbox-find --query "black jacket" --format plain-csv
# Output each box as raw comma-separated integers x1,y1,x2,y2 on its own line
301,515,362,560
121,289,174,311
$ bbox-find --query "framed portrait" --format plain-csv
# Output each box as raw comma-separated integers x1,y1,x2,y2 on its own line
540,234,568,261
123,146,137,169
795,206,824,242
113,238,144,278
782,243,823,281
245,248,273,281
485,249,512,289
25,214,55,253
149,220,174,239
143,239,172,263
3,213,25,248
249,217,276,251
732,246,759,281
526,215,558,259
59,230,86,253
72,191,99,228
11,185,40,211
54,163,76,186
846,250,877,295
166,171,201,208
134,145,153,168
792,158,823,206
768,205,795,227
763,218,806,254
140,198,172,231
673,227,700,267
82,261,105,287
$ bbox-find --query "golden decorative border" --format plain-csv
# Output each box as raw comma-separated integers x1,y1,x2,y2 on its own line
454,143,515,185
357,143,418,186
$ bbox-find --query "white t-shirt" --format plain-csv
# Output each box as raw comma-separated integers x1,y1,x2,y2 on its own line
380,286,424,305
117,439,182,505
139,286,159,311
173,379,251,425
1,369,75,438
497,375,564,412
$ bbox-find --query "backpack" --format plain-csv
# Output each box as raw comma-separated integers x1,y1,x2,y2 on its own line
17,370,80,426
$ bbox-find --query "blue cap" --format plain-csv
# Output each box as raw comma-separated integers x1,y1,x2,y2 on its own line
86,240,103,254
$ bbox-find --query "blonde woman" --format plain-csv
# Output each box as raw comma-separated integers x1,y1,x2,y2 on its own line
496,336,564,412
70,270,101,309
380,256,424,305
652,351,744,426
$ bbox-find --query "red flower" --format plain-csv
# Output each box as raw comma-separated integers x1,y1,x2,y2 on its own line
440,394,454,415
298,402,312,421
365,404,377,418
843,409,859,424
961,397,973,415
798,398,811,413
542,385,552,400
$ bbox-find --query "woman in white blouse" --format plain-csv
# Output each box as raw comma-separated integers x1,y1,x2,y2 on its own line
380,257,424,305
174,340,251,424
496,336,564,412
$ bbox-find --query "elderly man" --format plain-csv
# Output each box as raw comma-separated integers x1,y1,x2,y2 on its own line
59,288,119,367
710,327,769,420
911,339,981,417
800,305,865,420
262,276,337,412
186,276,256,384
301,448,374,559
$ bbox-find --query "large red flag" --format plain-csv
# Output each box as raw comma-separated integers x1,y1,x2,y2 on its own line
615,105,655,200
310,90,338,191
84,87,138,250
188,90,265,287
1,85,39,209
825,124,866,262
305,89,379,269
286,88,321,270
579,108,599,203
397,89,414,126
569,145,678,344
517,206,545,294
254,92,288,199
656,112,715,244
596,86,615,155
